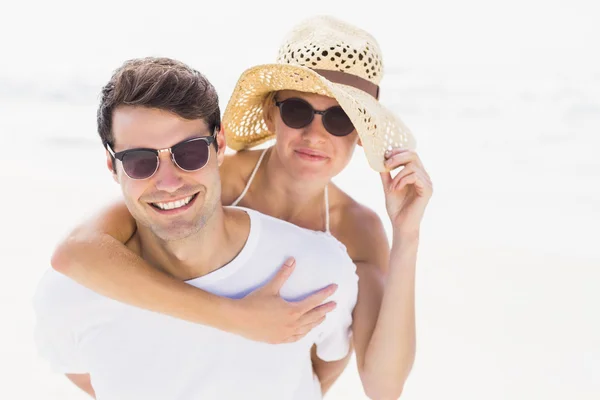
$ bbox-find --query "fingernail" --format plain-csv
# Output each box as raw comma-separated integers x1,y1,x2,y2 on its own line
285,258,296,267
384,150,391,157
330,284,338,292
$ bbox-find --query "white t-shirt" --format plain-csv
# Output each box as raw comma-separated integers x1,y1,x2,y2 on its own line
34,207,359,400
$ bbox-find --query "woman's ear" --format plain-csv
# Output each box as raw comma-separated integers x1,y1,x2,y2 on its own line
357,138,363,147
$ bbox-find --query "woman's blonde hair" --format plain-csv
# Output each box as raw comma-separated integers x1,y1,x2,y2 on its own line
261,92,278,132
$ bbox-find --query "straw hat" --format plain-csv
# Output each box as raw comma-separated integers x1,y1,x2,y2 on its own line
222,15,416,172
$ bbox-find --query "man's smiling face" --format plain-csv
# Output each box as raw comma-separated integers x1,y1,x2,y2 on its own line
108,105,223,241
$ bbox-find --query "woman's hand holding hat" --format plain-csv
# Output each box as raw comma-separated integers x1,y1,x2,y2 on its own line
380,149,433,237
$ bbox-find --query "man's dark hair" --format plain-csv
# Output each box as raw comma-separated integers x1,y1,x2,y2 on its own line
97,57,220,149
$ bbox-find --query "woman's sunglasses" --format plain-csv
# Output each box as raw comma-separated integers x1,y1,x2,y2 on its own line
105,135,216,180
274,97,355,137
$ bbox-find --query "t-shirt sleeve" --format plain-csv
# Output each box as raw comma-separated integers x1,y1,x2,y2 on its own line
34,316,86,374
33,272,87,374
313,253,359,362
313,305,354,361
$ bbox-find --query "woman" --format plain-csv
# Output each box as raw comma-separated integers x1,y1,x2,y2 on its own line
52,16,432,399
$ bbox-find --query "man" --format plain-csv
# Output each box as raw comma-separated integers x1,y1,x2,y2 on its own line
33,57,358,399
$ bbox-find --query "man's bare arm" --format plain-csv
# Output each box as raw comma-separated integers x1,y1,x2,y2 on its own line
65,374,95,398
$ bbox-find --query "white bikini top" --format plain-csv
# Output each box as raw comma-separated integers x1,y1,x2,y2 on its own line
230,148,331,234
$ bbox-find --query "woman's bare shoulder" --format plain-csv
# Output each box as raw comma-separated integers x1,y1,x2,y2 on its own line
330,186,389,266
331,186,383,232
220,149,266,205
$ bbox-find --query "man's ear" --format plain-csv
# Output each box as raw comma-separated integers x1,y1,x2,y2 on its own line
105,150,119,183
216,126,227,167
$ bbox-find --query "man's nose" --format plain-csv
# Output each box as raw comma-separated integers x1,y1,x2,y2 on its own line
152,152,184,193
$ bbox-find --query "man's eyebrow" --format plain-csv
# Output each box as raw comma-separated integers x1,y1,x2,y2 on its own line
116,131,212,152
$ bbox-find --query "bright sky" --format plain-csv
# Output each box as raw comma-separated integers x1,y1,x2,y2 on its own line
1,0,597,84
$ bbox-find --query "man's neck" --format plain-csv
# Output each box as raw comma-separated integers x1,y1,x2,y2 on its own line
136,207,250,281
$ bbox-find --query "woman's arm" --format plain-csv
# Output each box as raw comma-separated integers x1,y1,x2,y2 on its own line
351,149,432,399
352,233,417,400
310,343,353,395
65,374,96,398
51,201,337,344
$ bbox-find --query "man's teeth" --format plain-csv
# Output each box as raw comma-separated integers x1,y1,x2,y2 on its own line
153,195,194,210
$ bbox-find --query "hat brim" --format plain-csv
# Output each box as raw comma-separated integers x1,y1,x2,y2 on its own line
223,64,416,172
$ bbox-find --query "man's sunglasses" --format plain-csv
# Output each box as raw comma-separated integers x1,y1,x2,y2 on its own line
274,97,355,137
105,135,216,180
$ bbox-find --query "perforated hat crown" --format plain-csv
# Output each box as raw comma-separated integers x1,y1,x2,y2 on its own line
276,15,384,86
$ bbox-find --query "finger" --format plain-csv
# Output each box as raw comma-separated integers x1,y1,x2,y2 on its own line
384,148,410,159
423,171,432,186
420,170,433,188
294,316,327,336
391,164,430,192
297,301,337,326
385,150,424,170
385,152,416,170
283,333,306,343
296,284,338,312
390,164,415,187
395,172,426,195
380,171,393,188
417,172,433,196
267,257,296,293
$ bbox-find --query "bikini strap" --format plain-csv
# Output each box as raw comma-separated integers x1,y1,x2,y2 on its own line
324,184,331,234
230,148,269,207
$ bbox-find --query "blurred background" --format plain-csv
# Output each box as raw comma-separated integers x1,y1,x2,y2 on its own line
1,0,598,398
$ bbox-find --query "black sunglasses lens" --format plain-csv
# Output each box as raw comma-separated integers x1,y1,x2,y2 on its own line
122,151,159,179
173,139,210,171
280,99,314,129
323,107,355,136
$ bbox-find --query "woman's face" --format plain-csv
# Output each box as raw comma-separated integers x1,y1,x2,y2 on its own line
267,90,359,182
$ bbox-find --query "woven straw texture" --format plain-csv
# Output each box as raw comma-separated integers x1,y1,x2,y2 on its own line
223,16,415,172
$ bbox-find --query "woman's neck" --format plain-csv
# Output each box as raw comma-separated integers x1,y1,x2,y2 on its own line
250,147,330,228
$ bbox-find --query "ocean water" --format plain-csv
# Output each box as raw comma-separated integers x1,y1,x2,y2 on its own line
1,1,599,399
